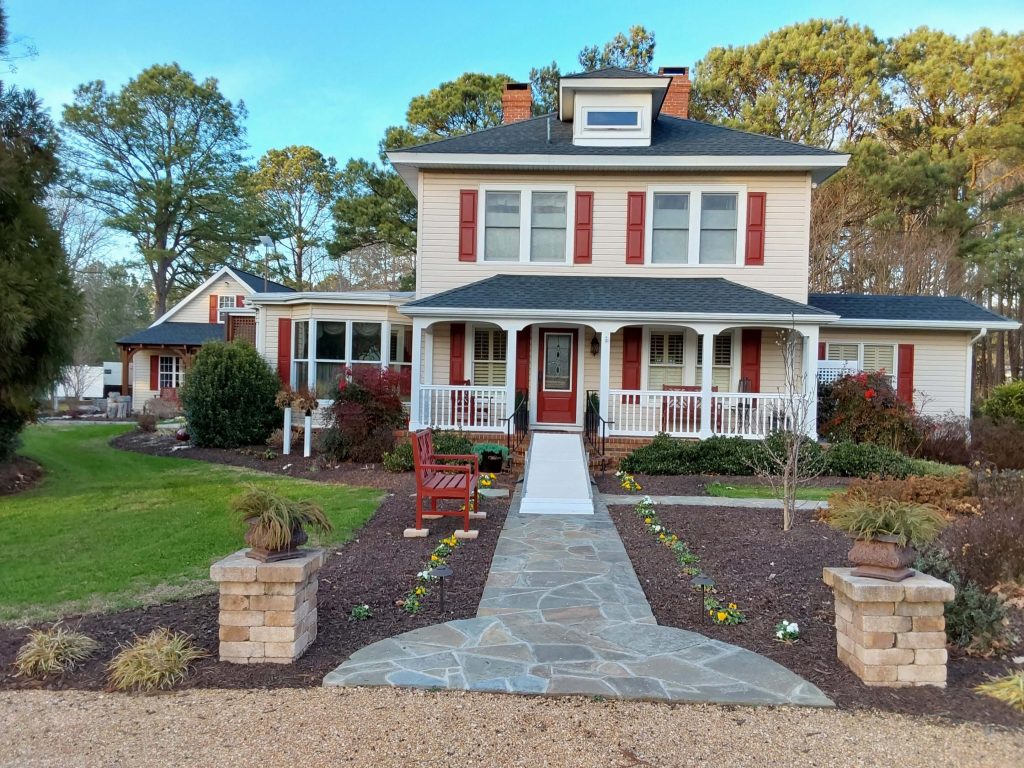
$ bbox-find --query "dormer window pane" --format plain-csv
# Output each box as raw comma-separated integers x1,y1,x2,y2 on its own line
530,191,567,262
484,191,521,261
699,193,738,264
585,110,639,128
651,193,689,264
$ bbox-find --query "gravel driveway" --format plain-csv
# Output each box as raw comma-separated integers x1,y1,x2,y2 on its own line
1,688,1021,768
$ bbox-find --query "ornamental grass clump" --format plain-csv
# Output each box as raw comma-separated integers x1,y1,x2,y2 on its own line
826,494,947,547
107,628,206,692
232,485,332,552
975,671,1024,712
14,624,98,678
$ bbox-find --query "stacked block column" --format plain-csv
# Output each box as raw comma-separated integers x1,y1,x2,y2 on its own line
823,567,954,687
210,548,324,664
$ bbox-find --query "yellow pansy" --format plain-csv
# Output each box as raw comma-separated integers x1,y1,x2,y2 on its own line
717,611,727,622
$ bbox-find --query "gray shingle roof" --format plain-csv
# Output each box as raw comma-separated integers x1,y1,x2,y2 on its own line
231,268,294,293
809,293,1015,325
561,67,663,80
391,113,840,158
117,322,226,346
403,275,834,317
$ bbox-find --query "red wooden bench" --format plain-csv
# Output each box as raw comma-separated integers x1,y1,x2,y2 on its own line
411,429,481,533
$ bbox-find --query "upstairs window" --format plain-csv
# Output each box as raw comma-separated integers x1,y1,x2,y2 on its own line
584,109,640,129
217,294,235,323
484,191,520,262
699,193,739,264
481,188,572,263
530,192,568,262
647,188,745,265
651,193,689,264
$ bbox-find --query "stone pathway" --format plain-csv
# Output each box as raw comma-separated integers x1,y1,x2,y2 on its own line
601,494,829,510
324,489,831,707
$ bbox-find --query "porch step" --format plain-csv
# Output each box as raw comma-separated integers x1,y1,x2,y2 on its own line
519,433,594,515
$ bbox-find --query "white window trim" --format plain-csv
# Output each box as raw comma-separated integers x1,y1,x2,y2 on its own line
825,341,898,375
217,294,235,324
292,319,389,393
477,184,576,265
158,355,183,389
582,106,642,131
644,184,748,267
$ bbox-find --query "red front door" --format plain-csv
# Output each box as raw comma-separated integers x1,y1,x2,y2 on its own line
537,328,578,424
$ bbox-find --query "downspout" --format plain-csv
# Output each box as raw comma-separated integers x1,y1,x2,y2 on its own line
965,328,988,422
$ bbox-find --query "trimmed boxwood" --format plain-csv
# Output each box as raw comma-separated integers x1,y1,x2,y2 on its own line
179,342,280,449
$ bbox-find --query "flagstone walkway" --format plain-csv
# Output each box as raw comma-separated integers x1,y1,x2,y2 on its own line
324,489,832,707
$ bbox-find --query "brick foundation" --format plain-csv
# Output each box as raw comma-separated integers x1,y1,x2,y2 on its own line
823,567,954,688
210,548,324,664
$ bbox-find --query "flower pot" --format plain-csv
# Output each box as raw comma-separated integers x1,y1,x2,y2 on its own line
244,521,308,563
478,453,504,473
848,535,916,581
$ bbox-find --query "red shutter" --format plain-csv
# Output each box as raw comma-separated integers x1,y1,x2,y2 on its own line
622,327,643,389
740,329,762,393
149,355,160,390
897,344,915,405
745,192,766,266
208,295,219,323
818,342,827,360
449,323,466,383
574,192,593,264
515,329,531,394
235,295,245,307
277,318,292,384
458,190,478,262
625,192,645,264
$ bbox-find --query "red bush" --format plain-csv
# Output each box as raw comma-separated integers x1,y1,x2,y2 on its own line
321,368,407,462
819,371,919,451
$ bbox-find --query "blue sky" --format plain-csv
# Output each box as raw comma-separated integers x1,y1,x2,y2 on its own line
8,0,1024,166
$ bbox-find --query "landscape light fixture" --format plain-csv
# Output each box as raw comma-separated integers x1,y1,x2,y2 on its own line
428,564,454,614
690,574,715,622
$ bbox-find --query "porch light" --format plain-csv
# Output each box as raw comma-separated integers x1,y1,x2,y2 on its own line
590,333,600,357
428,564,453,613
690,574,715,622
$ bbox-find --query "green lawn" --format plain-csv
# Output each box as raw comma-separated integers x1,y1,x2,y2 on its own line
0,424,382,623
705,481,840,502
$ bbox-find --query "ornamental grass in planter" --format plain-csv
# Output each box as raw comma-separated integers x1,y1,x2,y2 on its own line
826,493,947,581
232,485,332,562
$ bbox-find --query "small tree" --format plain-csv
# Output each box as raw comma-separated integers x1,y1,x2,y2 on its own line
752,329,826,531
179,342,279,448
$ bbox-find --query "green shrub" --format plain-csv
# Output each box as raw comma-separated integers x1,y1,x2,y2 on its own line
824,441,914,478
107,628,206,692
382,440,413,472
914,545,1011,653
382,431,474,473
179,342,279,449
0,402,25,463
472,442,509,459
433,431,474,456
14,624,98,678
981,380,1024,427
819,371,920,451
619,433,695,475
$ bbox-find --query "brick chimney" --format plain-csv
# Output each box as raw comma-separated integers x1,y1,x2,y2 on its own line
502,83,533,124
658,67,691,119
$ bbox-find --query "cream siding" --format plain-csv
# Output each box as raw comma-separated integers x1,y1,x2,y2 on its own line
169,277,249,324
820,328,972,417
417,170,812,302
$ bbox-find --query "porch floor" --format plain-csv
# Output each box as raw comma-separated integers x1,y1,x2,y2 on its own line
324,490,831,707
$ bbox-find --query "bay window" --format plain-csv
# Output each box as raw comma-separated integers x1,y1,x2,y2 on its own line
350,322,382,383
647,188,745,265
482,187,572,263
291,319,394,397
292,321,309,390
389,325,413,396
314,321,347,393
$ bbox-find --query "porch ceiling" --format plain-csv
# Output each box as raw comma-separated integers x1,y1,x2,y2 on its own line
401,275,837,324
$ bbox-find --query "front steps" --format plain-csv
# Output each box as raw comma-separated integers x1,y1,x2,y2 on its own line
519,432,594,515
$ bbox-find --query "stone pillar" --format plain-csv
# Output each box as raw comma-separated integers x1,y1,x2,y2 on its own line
210,548,324,664
823,567,954,687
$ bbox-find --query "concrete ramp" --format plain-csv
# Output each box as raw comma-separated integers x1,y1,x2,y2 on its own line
519,432,593,515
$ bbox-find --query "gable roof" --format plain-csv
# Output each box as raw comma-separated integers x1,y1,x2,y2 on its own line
117,322,226,347
153,265,294,325
808,293,1020,330
402,275,835,323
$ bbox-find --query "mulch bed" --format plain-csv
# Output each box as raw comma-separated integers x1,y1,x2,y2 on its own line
595,471,848,496
608,502,1024,727
112,430,417,493
0,437,511,690
0,456,43,496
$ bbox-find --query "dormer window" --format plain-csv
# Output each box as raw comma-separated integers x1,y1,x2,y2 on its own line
584,108,640,129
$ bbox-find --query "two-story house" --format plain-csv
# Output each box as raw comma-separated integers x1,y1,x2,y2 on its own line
128,67,1018,459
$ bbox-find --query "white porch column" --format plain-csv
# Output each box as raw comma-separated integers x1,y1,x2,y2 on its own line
699,329,716,438
598,330,612,422
504,326,517,422
409,318,426,429
423,327,434,385
801,325,820,439
380,320,391,375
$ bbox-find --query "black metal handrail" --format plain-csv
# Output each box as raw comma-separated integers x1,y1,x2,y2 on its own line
505,395,529,454
584,390,611,457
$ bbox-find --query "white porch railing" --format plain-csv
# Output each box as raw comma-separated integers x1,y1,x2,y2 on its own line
418,385,509,432
607,390,806,439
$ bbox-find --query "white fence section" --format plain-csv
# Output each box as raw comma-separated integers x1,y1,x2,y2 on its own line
607,390,807,440
418,385,509,432
817,361,856,385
